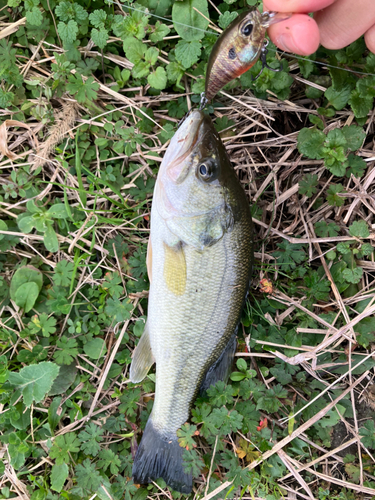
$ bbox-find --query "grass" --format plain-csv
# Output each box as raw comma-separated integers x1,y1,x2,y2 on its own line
1,0,375,499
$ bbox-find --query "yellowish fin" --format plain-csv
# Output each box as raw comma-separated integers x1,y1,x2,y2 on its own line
163,242,186,296
130,322,155,383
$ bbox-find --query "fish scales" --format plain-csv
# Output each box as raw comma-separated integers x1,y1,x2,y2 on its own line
150,207,251,435
130,110,253,493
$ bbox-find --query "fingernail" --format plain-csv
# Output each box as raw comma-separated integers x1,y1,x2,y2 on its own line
276,33,299,53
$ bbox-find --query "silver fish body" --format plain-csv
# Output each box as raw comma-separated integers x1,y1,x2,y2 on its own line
130,110,253,493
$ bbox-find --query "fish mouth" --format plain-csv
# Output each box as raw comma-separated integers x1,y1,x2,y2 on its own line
162,110,205,182
156,110,224,219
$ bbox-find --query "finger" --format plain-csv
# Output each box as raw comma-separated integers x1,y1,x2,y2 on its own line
314,0,375,49
267,14,320,55
263,0,335,13
365,24,375,54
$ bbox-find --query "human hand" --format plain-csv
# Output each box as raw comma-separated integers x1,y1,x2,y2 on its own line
263,0,375,56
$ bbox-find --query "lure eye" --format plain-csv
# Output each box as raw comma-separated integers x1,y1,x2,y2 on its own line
198,162,212,181
242,23,253,36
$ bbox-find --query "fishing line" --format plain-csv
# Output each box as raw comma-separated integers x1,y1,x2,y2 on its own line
269,49,375,77
109,0,218,36
107,0,375,78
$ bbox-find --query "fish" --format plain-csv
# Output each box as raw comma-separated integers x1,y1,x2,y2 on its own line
130,110,253,493
205,8,291,101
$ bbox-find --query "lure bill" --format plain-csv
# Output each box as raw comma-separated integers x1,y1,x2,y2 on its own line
205,8,291,101
130,110,253,493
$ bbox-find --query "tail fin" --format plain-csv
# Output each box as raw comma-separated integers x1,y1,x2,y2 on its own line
132,419,192,494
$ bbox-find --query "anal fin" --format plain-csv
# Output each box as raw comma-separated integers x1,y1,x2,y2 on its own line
130,322,155,383
199,332,237,394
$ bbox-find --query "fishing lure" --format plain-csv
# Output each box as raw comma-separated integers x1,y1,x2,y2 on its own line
204,8,291,103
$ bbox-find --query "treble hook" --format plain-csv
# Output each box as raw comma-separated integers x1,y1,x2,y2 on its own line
252,39,283,81
199,92,208,111
177,92,207,128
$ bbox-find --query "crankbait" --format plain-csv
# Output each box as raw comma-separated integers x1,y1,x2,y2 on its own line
204,8,291,104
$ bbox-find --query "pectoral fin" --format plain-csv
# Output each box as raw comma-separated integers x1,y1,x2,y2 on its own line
163,242,186,296
130,322,155,383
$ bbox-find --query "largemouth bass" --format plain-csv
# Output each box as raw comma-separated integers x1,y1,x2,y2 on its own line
205,8,290,101
130,110,253,493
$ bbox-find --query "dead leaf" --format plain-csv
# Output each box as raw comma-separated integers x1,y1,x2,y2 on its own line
235,447,247,459
0,121,16,159
256,418,268,431
259,278,273,294
0,119,39,160
235,438,261,463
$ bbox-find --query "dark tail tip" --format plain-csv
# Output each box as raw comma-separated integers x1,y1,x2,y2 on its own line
132,419,193,494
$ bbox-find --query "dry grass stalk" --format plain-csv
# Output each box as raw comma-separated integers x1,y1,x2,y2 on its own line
281,437,358,482
287,455,375,496
87,308,137,418
246,371,369,471
200,480,234,500
0,17,26,40
277,450,315,500
32,101,77,170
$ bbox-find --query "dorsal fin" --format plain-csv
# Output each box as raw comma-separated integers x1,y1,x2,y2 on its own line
130,322,155,383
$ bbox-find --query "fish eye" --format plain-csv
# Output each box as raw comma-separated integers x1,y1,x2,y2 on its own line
200,164,207,175
198,161,213,181
242,23,253,36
